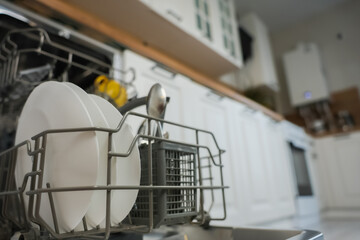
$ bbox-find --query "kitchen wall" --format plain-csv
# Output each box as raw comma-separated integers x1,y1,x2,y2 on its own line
271,0,360,115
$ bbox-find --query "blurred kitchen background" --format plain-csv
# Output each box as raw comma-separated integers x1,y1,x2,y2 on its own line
1,0,360,239
224,0,360,137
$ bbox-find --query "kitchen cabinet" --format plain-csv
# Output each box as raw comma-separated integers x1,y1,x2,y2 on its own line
211,0,240,59
221,107,295,225
180,78,243,225
122,50,185,141
64,0,242,77
205,102,296,226
260,116,296,219
139,0,242,73
238,13,278,91
315,132,360,208
140,0,199,38
230,107,276,224
123,50,296,225
229,109,293,224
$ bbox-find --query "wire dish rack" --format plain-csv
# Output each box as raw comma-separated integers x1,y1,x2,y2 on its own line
0,26,135,161
0,27,134,87
0,27,135,117
0,111,227,240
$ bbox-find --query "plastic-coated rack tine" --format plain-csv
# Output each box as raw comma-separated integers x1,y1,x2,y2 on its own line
0,170,41,197
104,132,113,239
46,183,59,234
0,27,136,85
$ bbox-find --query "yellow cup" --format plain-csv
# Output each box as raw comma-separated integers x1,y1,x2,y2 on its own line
94,75,128,107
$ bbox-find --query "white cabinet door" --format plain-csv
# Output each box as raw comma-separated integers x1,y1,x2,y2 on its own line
316,133,360,208
239,13,278,90
144,0,198,37
210,0,241,64
260,117,296,219
144,0,211,44
122,51,154,134
227,110,295,225
234,110,276,224
123,50,185,141
197,92,234,220
180,79,242,225
143,0,242,68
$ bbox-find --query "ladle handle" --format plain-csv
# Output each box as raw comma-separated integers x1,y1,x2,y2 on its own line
118,96,147,115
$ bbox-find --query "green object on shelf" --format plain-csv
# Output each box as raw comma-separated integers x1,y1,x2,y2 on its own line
244,87,276,111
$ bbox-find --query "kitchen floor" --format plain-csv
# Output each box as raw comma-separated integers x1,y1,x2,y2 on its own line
254,213,360,240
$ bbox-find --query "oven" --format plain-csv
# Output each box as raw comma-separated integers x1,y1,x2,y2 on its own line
281,121,320,217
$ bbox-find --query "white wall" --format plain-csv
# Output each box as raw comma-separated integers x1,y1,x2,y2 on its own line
271,0,360,114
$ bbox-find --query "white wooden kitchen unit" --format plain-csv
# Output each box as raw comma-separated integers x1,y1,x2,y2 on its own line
140,0,243,70
315,132,360,211
220,13,279,91
64,0,243,77
238,13,278,91
123,50,296,226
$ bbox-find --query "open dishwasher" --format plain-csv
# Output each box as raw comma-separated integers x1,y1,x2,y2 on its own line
0,2,228,238
0,2,323,240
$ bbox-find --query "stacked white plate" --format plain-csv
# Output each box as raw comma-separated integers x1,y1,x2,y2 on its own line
15,81,140,233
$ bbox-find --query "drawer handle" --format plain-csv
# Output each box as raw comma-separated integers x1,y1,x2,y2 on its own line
150,64,176,80
166,9,182,22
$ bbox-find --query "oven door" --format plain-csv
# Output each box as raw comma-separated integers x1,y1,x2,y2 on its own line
288,142,319,217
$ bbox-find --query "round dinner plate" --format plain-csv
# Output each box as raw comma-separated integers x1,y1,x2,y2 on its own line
89,95,141,226
15,81,99,233
64,83,116,228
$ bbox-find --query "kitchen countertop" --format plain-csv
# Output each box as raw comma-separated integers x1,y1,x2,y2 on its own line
309,125,360,138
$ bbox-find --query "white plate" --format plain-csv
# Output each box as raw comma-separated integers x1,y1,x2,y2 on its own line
89,95,141,225
15,81,99,233
63,83,115,228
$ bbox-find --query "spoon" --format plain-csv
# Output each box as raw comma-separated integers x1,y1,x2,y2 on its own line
146,83,167,136
118,83,168,138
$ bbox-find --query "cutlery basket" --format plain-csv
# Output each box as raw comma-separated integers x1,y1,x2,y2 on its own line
130,141,197,228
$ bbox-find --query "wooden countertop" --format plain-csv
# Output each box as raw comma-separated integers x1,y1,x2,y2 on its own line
309,126,360,139
22,0,283,121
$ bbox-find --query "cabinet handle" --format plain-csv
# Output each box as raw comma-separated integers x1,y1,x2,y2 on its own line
166,9,182,22
206,90,224,102
242,106,257,115
334,133,351,140
150,64,176,80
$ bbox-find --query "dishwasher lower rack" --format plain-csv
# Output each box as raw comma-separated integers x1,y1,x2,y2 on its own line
0,112,227,240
